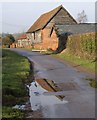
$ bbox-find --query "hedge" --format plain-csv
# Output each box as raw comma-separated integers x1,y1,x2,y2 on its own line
66,32,96,60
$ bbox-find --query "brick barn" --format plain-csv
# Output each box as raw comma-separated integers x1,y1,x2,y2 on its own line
27,5,77,52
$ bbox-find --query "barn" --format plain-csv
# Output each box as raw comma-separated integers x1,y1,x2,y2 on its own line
26,5,77,52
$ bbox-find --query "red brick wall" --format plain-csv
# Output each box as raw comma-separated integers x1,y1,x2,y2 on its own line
10,43,17,48
34,28,58,50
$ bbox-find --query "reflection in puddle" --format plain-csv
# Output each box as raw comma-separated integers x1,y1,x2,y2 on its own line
36,79,65,100
29,81,68,111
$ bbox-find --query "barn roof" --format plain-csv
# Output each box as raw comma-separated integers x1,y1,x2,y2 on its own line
27,5,77,33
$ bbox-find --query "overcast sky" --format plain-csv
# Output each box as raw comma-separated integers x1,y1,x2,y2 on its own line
0,0,96,33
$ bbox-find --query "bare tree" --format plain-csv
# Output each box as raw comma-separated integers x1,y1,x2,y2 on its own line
77,10,88,23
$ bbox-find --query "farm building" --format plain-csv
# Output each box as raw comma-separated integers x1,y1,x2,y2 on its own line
17,34,32,48
27,5,95,53
27,5,77,52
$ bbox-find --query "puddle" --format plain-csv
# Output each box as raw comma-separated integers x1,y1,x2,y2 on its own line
58,81,79,91
36,79,62,92
28,81,68,111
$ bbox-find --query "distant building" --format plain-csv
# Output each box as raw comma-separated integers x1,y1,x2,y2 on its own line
17,34,32,48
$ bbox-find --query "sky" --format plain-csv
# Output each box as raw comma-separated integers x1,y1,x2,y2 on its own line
0,0,96,33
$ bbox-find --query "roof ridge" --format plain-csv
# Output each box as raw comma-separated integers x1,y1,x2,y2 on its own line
27,5,63,33
41,5,63,29
27,5,76,33
41,5,63,16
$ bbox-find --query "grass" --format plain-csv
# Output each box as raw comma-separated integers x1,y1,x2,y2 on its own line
85,78,97,88
52,53,95,72
2,49,30,118
20,48,32,51
2,107,24,119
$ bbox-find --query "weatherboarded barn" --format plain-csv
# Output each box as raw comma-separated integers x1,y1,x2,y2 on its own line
27,5,77,51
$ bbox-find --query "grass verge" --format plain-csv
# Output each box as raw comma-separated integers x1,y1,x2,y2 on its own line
20,48,32,51
2,107,24,119
52,53,95,72
2,49,30,118
85,78,97,88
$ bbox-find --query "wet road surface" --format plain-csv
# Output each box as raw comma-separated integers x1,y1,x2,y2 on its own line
10,48,95,118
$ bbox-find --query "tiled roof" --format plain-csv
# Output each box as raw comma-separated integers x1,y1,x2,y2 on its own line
27,5,76,33
17,34,27,40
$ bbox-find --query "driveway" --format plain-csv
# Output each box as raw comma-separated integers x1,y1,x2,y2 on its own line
10,48,95,118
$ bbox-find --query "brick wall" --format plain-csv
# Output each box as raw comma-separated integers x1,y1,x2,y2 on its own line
34,28,58,50
10,43,17,48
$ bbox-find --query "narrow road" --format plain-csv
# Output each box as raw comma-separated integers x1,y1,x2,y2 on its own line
10,48,95,118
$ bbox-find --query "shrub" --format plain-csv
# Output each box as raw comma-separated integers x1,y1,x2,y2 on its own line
67,32,96,60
